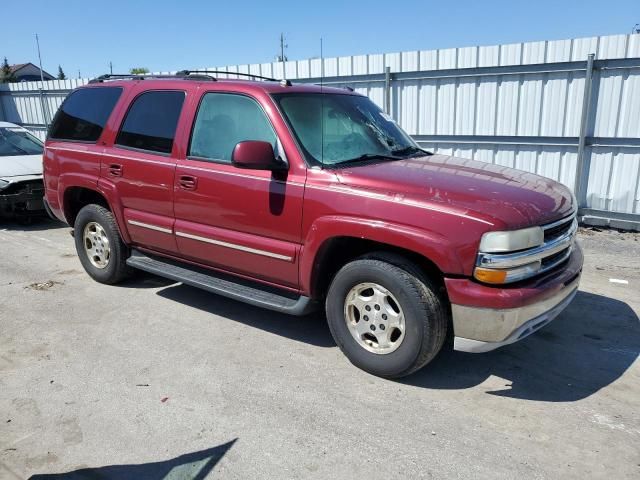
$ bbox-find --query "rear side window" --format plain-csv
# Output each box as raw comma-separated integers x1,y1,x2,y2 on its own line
189,93,276,162
48,87,122,142
116,91,185,154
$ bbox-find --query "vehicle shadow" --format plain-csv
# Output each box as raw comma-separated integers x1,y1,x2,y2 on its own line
402,290,640,401
156,283,335,348
154,282,637,401
0,217,66,232
28,440,236,479
119,271,179,290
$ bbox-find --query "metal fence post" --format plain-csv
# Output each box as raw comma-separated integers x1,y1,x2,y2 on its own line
37,88,50,129
574,53,595,207
0,91,6,121
384,66,391,115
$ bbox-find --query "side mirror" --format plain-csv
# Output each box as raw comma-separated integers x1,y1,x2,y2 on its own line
231,141,287,171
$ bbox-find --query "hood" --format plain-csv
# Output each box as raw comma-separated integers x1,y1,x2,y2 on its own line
335,154,575,229
0,154,43,178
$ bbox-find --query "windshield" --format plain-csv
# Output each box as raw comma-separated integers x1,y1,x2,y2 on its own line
273,93,422,167
0,127,44,157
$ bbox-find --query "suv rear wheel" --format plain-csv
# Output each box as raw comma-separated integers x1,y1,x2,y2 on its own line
326,255,447,378
74,204,132,284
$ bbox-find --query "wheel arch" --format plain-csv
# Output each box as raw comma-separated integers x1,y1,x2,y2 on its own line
63,186,110,225
62,180,130,243
308,236,449,301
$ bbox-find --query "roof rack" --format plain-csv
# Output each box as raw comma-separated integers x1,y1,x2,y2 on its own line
88,70,293,86
176,70,279,82
88,72,217,83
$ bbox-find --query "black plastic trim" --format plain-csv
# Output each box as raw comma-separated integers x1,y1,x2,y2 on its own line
126,249,316,316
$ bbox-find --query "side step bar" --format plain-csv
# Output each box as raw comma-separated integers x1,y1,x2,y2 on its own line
126,249,316,316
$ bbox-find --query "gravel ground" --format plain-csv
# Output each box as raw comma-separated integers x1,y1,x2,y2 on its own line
0,219,638,479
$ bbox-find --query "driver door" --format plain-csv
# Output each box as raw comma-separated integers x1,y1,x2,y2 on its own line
173,92,304,288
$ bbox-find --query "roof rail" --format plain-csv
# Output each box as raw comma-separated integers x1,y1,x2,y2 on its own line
177,70,279,82
88,72,217,83
88,70,291,85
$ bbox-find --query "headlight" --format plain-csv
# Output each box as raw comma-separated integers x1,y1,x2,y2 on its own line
0,179,10,191
474,226,545,284
478,226,543,253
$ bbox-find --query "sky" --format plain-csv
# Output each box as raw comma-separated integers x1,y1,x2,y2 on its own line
2,0,639,79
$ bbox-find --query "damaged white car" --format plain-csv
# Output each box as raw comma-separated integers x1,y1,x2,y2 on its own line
0,122,45,221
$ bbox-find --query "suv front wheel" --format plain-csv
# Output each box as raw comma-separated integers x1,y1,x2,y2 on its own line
74,204,132,284
326,255,447,378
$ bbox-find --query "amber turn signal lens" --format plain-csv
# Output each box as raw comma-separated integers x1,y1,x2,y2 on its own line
474,268,508,284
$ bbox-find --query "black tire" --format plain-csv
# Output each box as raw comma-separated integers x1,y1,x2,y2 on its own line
326,254,448,378
74,204,133,284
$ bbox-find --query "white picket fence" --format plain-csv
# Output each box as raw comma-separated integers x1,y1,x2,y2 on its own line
1,33,639,227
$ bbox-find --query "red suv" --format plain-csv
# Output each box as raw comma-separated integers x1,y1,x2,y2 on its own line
43,72,582,378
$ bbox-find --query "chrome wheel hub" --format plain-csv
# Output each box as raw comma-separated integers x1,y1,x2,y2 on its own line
344,282,405,354
83,222,111,269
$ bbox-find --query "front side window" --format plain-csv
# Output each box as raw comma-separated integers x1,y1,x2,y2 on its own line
273,93,420,167
189,93,276,163
0,127,43,156
116,91,185,154
48,87,122,142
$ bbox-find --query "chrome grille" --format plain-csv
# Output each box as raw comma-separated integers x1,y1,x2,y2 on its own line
476,212,577,283
543,215,575,243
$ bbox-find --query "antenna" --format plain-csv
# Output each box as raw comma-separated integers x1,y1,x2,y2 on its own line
320,37,324,168
35,33,50,128
320,38,324,88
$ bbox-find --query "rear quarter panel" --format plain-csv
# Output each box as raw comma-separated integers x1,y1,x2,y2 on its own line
44,142,104,223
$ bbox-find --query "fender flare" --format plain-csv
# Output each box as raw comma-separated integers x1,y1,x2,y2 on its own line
57,174,131,244
97,178,131,243
57,173,97,219
299,215,464,295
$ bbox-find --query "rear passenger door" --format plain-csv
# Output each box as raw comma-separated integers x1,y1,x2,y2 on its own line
102,89,186,255
173,92,305,288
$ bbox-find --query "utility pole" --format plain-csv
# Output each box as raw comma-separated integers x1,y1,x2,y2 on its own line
109,61,113,75
278,33,288,79
78,69,81,79
35,33,50,128
279,33,288,62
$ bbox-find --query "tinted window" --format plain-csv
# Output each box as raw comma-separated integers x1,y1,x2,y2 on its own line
116,91,185,154
189,93,276,162
48,87,122,142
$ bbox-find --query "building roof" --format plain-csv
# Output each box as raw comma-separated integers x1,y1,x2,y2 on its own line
9,63,54,79
9,63,28,73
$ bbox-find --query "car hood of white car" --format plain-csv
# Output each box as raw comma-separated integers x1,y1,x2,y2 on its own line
0,154,43,178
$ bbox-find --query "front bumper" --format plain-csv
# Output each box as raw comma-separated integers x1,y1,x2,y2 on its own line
447,243,583,353
0,190,45,218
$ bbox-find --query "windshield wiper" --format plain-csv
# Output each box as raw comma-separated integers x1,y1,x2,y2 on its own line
390,145,429,157
334,153,403,166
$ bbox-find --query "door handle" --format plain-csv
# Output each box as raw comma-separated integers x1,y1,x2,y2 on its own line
179,175,198,190
108,164,123,177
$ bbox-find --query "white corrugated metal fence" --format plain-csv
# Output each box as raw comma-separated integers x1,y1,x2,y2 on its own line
1,33,639,227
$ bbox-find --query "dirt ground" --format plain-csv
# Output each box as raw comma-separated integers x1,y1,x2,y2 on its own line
1,220,638,479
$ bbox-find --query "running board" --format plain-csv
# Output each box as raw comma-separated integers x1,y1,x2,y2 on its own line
126,249,316,316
